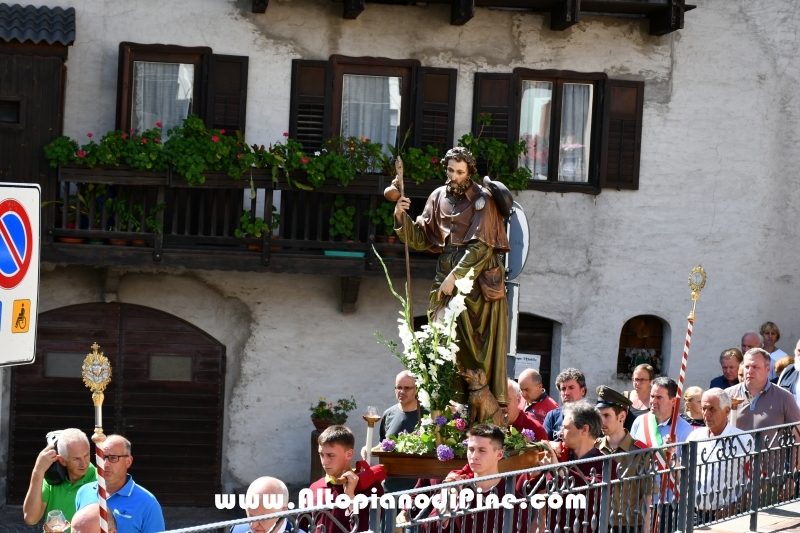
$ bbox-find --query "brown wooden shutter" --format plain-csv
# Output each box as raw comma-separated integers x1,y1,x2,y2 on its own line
289,60,331,154
413,67,457,150
472,73,514,143
600,79,644,190
206,54,249,135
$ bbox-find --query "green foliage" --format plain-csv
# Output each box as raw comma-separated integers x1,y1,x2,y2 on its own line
328,195,356,239
105,195,140,232
367,201,396,237
235,207,280,238
400,145,445,184
43,136,78,167
309,396,357,424
458,113,532,190
165,115,252,185
145,203,166,234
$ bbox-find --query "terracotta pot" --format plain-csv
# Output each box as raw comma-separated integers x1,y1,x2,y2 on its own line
385,235,398,256
270,245,281,251
311,418,332,432
131,239,148,246
57,237,85,244
248,244,263,252
108,238,129,246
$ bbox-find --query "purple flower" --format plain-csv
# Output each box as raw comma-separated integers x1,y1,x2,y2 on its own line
436,445,455,462
452,411,461,420
455,418,467,431
435,416,447,427
522,429,536,442
380,439,396,452
462,439,469,447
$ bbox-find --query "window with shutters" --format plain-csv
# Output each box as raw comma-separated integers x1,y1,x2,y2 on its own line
116,43,248,137
289,56,457,156
473,70,644,192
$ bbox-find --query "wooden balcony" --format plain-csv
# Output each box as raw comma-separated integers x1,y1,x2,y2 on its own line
41,165,441,280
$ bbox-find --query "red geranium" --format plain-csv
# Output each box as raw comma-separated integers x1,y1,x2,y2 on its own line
156,122,162,128
431,157,438,164
301,157,309,164
211,136,220,143
283,132,289,137
77,150,86,158
121,133,127,139
155,138,161,143
219,129,226,134
87,133,93,138
141,138,147,144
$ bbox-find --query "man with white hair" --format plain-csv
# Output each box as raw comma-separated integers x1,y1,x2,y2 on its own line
70,504,117,533
686,388,753,524
504,379,547,440
23,428,96,525
741,331,765,373
231,477,301,533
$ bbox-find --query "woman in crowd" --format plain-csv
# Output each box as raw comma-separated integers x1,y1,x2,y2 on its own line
625,363,654,431
680,386,705,428
761,321,787,379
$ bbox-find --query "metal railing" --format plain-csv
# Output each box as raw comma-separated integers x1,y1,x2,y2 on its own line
163,421,800,533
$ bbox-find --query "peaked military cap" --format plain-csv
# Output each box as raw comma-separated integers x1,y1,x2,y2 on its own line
596,385,632,410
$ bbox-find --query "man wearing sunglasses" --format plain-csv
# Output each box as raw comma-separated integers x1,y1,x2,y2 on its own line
75,435,164,533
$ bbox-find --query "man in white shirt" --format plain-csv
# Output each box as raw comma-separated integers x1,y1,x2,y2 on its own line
686,388,753,525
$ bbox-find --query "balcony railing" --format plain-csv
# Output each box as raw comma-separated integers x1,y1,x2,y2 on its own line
41,164,442,278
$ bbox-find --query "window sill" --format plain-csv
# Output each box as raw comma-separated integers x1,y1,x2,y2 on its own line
526,181,601,195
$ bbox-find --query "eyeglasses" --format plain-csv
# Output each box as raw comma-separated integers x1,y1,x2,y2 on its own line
394,386,415,391
105,454,130,463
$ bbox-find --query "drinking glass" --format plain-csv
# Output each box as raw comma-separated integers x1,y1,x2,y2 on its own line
46,510,67,533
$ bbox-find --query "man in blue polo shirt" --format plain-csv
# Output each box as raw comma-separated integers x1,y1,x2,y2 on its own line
75,435,164,533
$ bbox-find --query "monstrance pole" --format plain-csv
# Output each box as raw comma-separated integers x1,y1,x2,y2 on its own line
82,343,112,533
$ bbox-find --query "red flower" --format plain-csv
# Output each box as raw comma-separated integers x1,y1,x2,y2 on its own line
141,138,147,144
156,122,162,128
155,138,161,143
87,133,93,138
211,136,220,143
121,133,127,139
283,132,289,137
237,154,242,159
434,165,440,171
431,157,438,164
219,129,226,134
301,157,309,164
129,129,134,133
480,112,485,117
77,150,86,158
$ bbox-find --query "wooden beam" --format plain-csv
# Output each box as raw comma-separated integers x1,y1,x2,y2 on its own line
252,0,267,13
551,0,580,31
343,0,365,19
340,276,362,314
649,0,684,35
451,0,474,25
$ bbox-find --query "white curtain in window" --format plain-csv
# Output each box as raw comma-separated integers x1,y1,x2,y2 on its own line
132,61,194,136
341,74,401,157
558,83,593,183
518,81,553,181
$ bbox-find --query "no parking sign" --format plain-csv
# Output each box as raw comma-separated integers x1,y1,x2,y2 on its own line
0,184,40,367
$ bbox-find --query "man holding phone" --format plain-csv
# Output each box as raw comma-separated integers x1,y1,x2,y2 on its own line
23,428,97,526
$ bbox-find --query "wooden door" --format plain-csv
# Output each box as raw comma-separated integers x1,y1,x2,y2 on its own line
7,303,225,506
517,313,555,389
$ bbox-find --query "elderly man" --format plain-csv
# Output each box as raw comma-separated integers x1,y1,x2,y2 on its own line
710,348,742,389
543,368,587,441
23,428,97,525
393,146,510,407
518,368,558,424
505,379,547,441
686,388,753,525
75,435,164,533
776,338,800,408
70,504,117,533
361,370,424,492
231,477,300,533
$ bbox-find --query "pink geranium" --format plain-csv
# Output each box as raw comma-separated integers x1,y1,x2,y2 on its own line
141,138,147,144
283,132,289,137
211,136,220,143
87,133,93,138
77,150,86,158
156,122,162,128
219,129,226,134
301,157,308,164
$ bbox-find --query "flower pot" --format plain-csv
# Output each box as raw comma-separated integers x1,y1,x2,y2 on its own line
385,235,398,256
248,244,263,252
131,239,148,246
57,221,85,244
108,238,129,246
371,448,545,479
311,418,332,432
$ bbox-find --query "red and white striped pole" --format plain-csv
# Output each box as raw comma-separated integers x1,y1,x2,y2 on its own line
653,265,705,533
83,343,112,533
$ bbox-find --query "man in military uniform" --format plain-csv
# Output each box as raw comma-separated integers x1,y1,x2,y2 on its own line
391,147,510,406
596,386,651,533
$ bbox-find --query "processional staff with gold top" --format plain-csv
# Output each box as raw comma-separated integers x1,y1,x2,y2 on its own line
82,343,112,533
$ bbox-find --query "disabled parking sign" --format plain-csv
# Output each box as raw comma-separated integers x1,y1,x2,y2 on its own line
0,184,40,367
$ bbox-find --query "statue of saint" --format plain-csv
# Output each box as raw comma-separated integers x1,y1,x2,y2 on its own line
387,147,511,407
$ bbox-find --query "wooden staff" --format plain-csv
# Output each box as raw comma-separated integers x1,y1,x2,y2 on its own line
394,157,413,319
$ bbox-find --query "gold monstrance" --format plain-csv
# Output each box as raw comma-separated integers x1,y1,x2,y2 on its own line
82,343,112,445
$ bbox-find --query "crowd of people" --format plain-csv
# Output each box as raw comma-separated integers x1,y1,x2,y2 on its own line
23,323,800,533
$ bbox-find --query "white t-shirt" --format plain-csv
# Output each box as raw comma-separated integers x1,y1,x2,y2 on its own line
686,425,754,510
769,348,788,380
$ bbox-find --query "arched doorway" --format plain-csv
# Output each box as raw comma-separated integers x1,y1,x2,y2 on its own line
7,303,225,506
615,315,666,378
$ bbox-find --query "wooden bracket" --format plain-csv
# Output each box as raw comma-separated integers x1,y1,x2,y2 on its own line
343,0,365,20
450,0,474,25
551,0,580,31
340,276,362,314
649,0,684,35
252,0,268,13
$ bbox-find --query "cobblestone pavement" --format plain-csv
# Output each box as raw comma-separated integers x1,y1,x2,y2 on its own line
0,505,243,533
